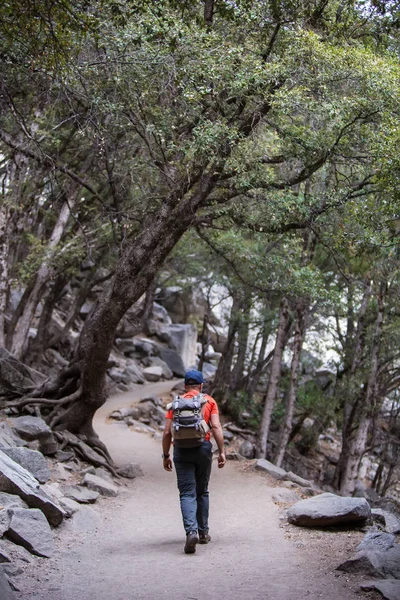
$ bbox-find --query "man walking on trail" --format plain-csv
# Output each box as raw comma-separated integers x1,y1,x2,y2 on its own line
162,369,226,554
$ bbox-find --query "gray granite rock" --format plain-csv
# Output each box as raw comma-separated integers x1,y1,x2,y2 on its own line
58,497,80,518
361,579,400,600
142,366,163,382
284,471,312,488
254,459,287,480
6,508,55,558
1,448,50,484
272,488,301,504
0,423,27,450
287,492,371,527
239,441,255,459
62,485,99,504
116,463,144,479
82,473,118,497
10,417,51,441
0,450,64,526
0,568,14,600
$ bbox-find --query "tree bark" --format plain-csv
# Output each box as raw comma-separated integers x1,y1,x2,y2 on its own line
11,198,76,359
51,169,220,435
256,296,290,458
0,202,14,347
274,301,307,467
230,290,252,392
337,281,385,495
211,290,242,404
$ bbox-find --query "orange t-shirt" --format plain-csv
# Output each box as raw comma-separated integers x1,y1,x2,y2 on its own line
165,390,218,442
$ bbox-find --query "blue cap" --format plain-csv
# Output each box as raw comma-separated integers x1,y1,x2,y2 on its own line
184,370,204,384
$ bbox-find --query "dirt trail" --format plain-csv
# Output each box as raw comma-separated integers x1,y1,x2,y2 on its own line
15,383,372,600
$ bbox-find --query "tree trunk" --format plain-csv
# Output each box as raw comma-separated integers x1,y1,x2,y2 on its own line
0,202,13,347
11,198,76,359
211,290,242,404
274,301,307,467
337,282,385,495
230,290,251,392
256,296,290,458
333,278,372,489
50,169,220,436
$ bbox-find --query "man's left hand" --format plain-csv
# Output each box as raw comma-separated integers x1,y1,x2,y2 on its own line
163,457,173,471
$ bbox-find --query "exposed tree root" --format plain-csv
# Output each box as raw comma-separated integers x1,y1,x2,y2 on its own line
53,431,118,477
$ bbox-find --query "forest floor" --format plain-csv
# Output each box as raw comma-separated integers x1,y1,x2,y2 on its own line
14,381,381,600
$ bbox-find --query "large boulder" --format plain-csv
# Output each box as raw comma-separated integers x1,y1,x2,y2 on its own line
287,492,371,527
157,347,186,377
156,324,197,369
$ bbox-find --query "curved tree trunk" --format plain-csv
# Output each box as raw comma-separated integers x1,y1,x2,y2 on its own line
256,296,291,458
49,169,220,436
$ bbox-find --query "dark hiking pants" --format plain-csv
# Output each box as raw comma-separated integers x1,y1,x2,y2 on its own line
173,441,213,535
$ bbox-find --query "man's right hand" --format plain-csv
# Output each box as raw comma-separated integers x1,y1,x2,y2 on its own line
218,453,226,468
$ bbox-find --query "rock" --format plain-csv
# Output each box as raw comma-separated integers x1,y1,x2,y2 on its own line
284,472,312,488
116,463,144,479
361,580,400,600
62,505,102,533
58,497,80,518
239,441,255,459
6,508,55,557
143,366,163,382
110,406,141,420
10,416,51,441
151,302,172,325
0,541,11,563
357,532,396,553
287,493,371,527
223,430,234,441
1,448,51,484
202,363,218,381
272,488,301,504
0,509,11,536
0,568,14,600
82,473,118,497
142,357,173,379
0,422,27,449
157,323,197,369
0,492,28,510
255,459,287,480
0,449,64,526
157,347,186,377
62,485,99,504
123,362,145,384
0,347,36,397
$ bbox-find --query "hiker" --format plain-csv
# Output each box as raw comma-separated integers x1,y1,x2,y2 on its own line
162,369,226,554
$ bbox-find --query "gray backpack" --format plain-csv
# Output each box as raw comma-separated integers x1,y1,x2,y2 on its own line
167,393,210,448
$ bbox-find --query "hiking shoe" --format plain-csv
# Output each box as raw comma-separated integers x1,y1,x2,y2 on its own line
184,531,199,554
199,532,211,544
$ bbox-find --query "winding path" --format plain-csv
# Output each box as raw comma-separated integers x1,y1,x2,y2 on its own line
16,382,364,600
